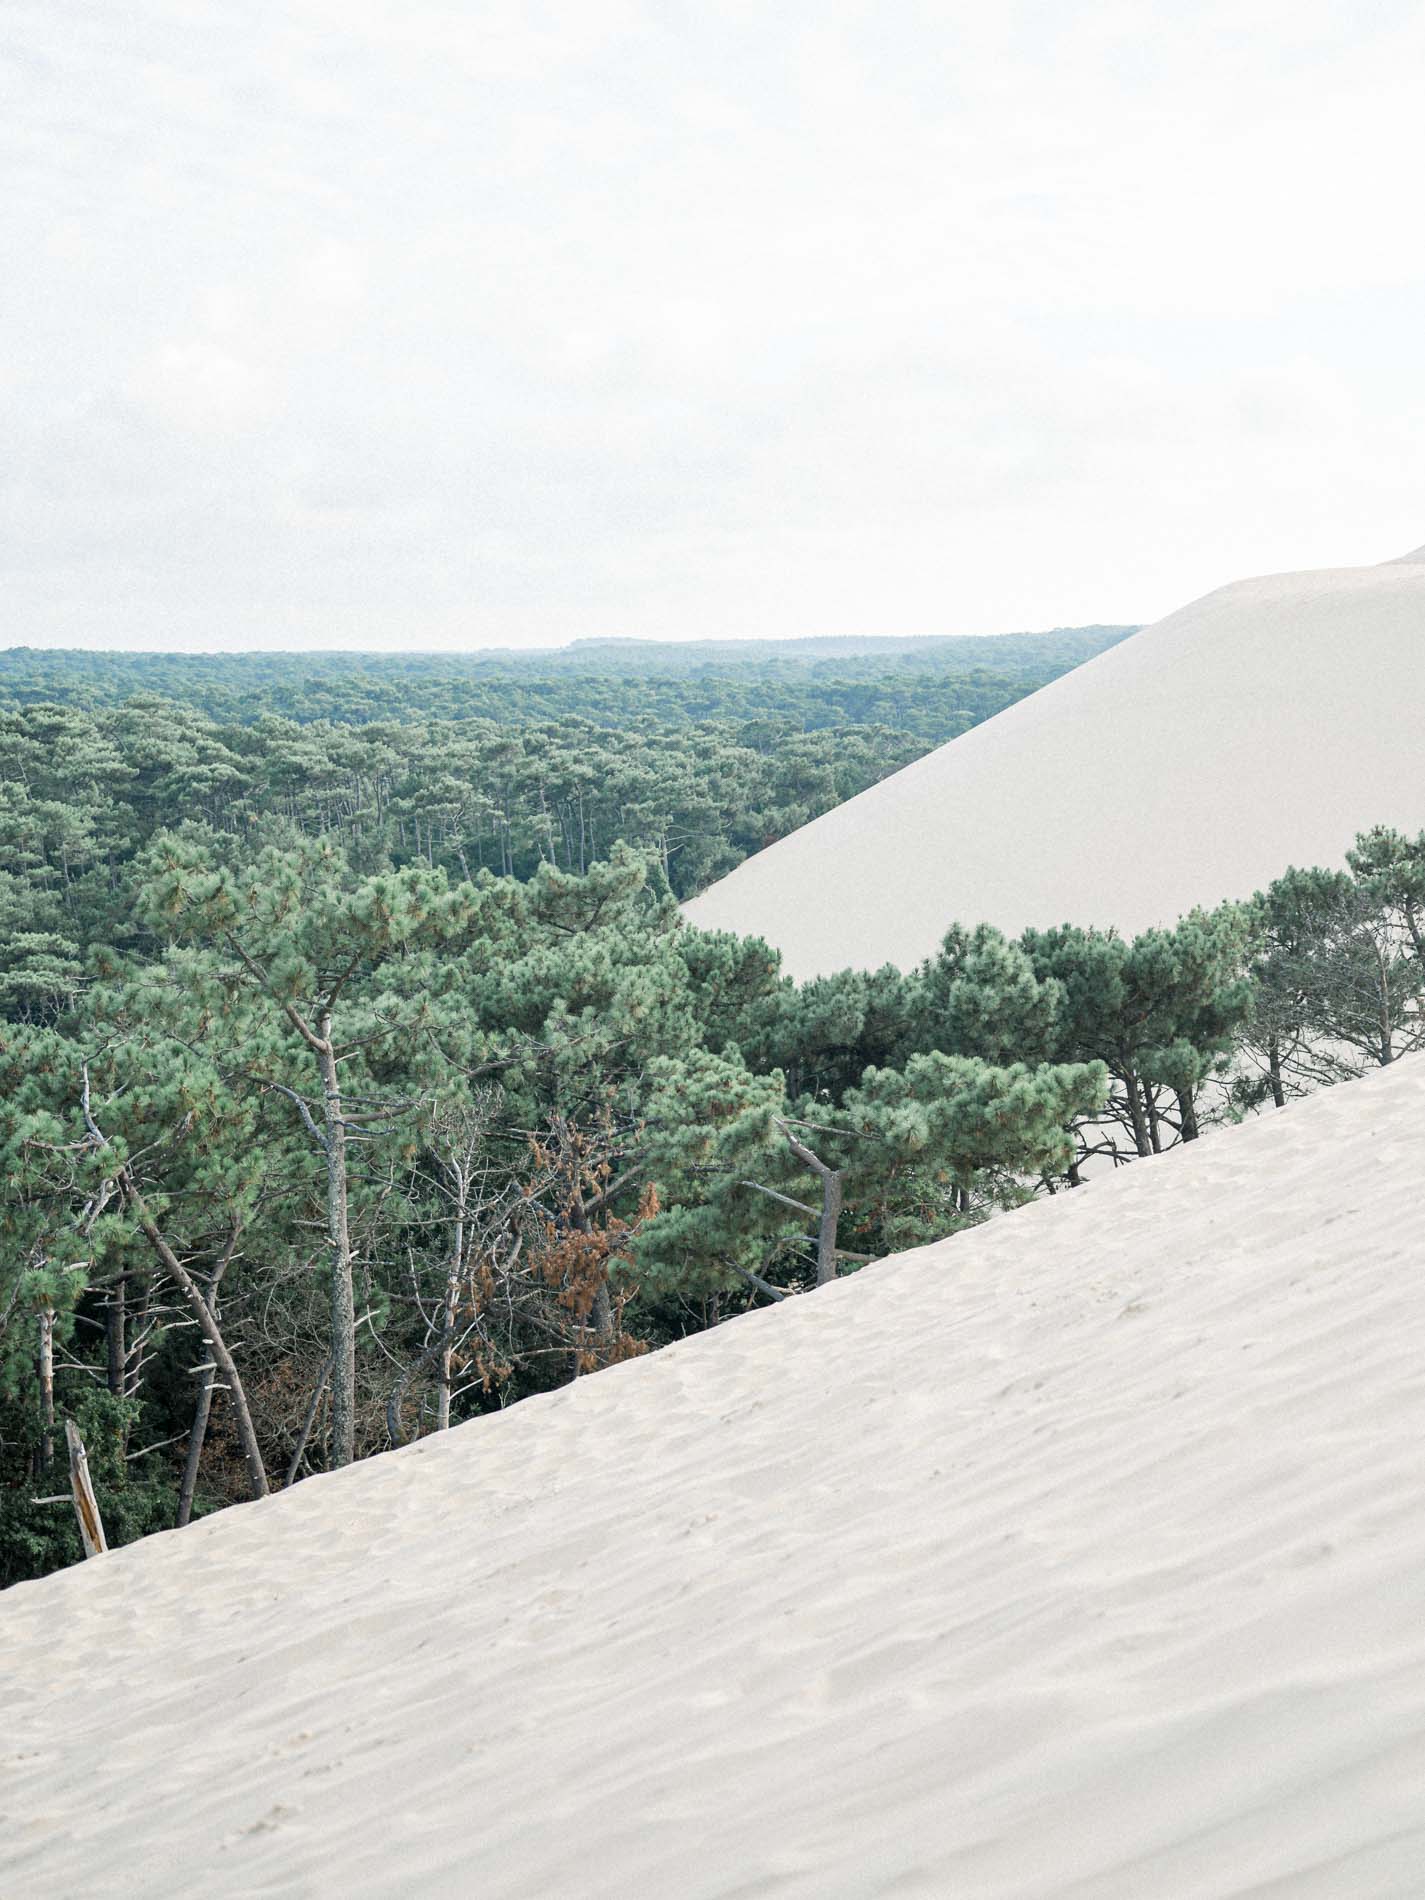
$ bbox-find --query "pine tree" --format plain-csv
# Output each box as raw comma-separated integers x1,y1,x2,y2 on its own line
136,835,482,1466
1019,908,1251,1159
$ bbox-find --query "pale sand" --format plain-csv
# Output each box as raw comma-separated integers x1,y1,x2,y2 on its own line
682,553,1425,978
4,1059,1425,1897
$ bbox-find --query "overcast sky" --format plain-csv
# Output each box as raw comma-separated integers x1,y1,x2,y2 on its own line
4,2,1425,651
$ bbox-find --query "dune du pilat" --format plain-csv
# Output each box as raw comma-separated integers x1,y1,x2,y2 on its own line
686,544,1425,978
5,540,1425,1900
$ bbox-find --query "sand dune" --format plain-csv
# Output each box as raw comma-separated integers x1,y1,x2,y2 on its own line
4,1059,1424,1898
683,549,1425,978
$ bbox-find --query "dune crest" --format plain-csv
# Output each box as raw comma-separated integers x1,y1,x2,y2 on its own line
683,551,1425,978
4,1058,1425,1897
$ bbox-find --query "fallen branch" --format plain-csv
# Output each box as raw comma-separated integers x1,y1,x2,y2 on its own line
729,1262,789,1303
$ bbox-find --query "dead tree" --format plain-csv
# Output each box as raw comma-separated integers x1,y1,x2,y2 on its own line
76,1068,269,1504
65,1418,107,1558
741,1117,867,1291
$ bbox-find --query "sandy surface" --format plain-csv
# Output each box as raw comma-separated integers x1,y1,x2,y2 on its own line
4,1059,1425,1898
682,555,1425,978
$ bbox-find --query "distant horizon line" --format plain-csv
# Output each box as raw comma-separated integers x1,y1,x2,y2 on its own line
0,624,1140,661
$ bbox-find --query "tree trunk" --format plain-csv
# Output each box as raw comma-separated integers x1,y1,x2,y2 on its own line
284,1356,332,1487
105,1274,126,1397
386,1377,410,1449
176,1364,215,1528
569,1281,614,1383
1403,901,1425,971
1268,1036,1286,1109
437,1184,466,1433
1375,940,1393,1066
1122,1071,1152,1157
1144,1085,1164,1154
590,1279,614,1336
125,1186,269,1501
1176,1086,1200,1142
37,1303,55,1474
816,1168,844,1287
316,1016,356,1468
776,1120,847,1289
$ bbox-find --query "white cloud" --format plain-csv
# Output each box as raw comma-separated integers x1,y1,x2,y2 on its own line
126,342,272,433
1,0,1423,648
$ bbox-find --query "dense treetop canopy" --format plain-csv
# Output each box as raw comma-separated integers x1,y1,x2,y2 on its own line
1,631,1418,1587
0,628,1132,724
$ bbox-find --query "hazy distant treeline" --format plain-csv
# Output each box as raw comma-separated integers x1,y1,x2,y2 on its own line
0,627,1132,726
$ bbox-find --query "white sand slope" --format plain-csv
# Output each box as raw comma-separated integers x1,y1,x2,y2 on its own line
682,550,1425,978
4,1061,1425,1898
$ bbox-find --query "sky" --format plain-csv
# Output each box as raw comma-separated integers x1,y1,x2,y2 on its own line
4,1,1425,652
